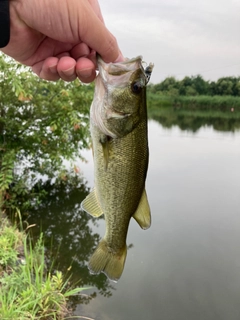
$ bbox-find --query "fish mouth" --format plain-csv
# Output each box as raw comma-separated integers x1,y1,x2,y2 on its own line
97,55,144,79
97,55,143,68
97,55,153,85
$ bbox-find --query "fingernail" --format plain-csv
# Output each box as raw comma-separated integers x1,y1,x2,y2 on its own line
49,64,58,74
114,53,125,63
62,67,75,77
77,69,93,79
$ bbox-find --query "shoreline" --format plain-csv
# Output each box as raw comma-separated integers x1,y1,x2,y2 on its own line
0,213,89,319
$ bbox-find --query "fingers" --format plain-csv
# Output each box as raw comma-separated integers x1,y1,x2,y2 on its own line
57,57,77,82
8,0,124,82
76,57,96,83
71,44,97,82
32,56,76,82
71,43,91,60
32,55,97,83
28,0,125,82
32,57,60,81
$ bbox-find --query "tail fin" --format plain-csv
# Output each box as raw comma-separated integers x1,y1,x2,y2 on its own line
88,239,127,282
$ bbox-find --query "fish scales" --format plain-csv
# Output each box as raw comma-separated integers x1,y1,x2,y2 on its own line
93,120,148,249
81,55,154,281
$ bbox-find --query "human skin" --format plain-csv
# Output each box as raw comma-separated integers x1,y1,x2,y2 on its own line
1,0,123,82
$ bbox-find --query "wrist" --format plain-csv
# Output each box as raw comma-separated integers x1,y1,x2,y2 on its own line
0,0,10,48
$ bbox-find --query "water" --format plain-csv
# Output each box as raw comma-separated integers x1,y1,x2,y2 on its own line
28,119,240,320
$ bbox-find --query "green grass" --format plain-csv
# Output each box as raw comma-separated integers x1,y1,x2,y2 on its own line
0,218,24,267
172,95,240,111
147,93,240,132
147,93,240,112
147,92,173,108
148,106,240,121
0,217,91,320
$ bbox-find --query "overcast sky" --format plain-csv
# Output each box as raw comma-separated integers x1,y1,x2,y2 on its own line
100,0,240,83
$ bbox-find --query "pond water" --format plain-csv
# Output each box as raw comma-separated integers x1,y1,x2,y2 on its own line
28,118,240,320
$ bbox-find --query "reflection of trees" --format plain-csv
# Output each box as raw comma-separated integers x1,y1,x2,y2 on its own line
26,176,115,311
148,108,240,132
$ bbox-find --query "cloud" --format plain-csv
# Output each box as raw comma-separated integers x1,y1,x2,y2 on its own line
100,0,240,83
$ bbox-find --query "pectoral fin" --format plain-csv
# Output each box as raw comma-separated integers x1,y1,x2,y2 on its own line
81,188,103,217
100,134,110,170
133,189,151,229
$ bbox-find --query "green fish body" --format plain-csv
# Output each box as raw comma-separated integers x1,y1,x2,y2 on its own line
81,56,154,281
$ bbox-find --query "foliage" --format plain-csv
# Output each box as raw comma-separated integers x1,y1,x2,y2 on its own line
0,219,91,319
0,53,93,212
0,217,24,267
27,177,115,306
149,75,240,97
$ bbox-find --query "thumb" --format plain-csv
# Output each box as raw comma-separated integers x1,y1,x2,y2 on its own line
77,1,123,63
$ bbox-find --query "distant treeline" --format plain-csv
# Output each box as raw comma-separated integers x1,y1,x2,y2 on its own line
148,75,240,96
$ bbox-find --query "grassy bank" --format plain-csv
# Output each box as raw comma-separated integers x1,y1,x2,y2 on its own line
147,93,240,112
147,93,240,132
0,215,90,319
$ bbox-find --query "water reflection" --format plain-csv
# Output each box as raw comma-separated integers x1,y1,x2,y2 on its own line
74,117,240,320
27,177,115,309
27,110,240,320
148,107,240,132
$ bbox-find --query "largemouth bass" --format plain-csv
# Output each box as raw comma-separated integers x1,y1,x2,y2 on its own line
81,56,154,282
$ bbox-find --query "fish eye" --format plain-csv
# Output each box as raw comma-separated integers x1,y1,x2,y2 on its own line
131,81,143,94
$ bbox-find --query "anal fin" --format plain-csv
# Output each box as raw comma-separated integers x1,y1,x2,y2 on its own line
132,189,151,229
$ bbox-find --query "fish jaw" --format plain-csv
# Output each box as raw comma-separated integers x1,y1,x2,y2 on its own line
97,55,144,86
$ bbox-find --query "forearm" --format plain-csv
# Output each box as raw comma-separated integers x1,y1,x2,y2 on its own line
0,0,10,47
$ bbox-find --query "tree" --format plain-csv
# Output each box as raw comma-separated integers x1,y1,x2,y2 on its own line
209,81,217,96
0,54,93,211
191,74,210,95
215,78,233,95
179,76,193,95
234,79,240,96
152,77,179,95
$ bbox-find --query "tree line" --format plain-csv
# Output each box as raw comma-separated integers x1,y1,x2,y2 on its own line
148,75,240,96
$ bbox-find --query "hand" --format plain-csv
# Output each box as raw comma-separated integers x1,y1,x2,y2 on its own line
1,0,123,83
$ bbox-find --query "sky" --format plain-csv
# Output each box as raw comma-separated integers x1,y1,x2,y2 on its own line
100,0,240,83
